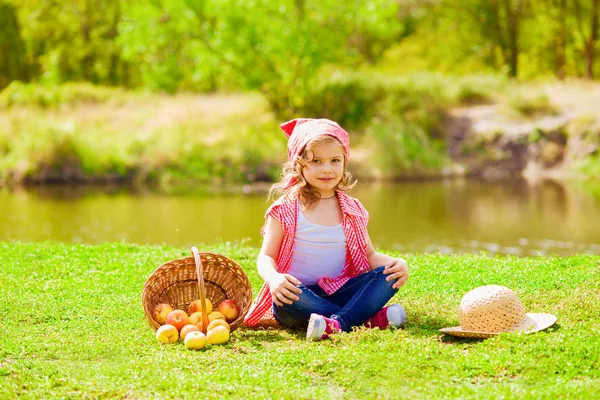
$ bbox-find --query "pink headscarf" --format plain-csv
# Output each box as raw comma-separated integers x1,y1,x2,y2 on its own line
280,118,351,190
281,118,350,163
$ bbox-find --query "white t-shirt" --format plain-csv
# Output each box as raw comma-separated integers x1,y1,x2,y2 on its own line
287,209,347,286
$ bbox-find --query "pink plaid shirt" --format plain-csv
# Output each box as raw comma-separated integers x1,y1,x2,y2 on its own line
243,189,371,326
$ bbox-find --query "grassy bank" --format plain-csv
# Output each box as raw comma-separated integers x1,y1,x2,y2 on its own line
1,77,599,185
0,75,500,185
1,242,599,398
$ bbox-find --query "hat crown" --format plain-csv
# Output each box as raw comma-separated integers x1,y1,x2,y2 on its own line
458,285,527,333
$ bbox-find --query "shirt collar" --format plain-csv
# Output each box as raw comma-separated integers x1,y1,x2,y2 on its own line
337,191,363,217
279,188,363,218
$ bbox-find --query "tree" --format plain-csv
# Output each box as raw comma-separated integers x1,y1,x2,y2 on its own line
573,0,599,79
0,1,27,89
450,0,527,78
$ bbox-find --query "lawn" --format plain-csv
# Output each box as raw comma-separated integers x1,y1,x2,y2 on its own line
1,242,599,399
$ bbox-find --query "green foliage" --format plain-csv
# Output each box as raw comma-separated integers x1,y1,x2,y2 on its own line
302,76,387,130
573,156,600,176
1,242,599,398
12,0,128,85
364,119,448,177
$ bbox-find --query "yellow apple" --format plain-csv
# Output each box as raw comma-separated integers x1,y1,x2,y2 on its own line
184,331,207,350
165,310,189,332
207,319,230,333
188,298,212,316
207,325,229,345
156,324,179,343
180,324,200,340
189,312,206,331
152,303,173,325
207,311,226,323
218,299,240,322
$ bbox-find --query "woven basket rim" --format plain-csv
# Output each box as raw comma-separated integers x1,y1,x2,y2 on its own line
142,251,252,333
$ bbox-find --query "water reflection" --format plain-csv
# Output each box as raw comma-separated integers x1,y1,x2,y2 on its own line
1,179,599,256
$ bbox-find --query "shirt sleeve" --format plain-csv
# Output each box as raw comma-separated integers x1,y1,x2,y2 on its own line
260,202,282,237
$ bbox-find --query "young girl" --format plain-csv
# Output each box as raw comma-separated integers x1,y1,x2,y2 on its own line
243,118,409,340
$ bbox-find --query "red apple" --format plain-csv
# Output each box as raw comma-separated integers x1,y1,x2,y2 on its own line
218,299,239,322
165,310,189,332
152,303,173,325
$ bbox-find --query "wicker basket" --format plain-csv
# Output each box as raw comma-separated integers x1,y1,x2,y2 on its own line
142,247,252,332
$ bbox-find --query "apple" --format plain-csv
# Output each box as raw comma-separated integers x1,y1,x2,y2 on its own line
156,324,179,343
189,312,206,331
207,319,230,333
152,303,173,325
208,311,226,323
207,325,229,345
218,299,240,322
180,324,200,340
188,298,212,316
184,331,207,350
165,310,189,331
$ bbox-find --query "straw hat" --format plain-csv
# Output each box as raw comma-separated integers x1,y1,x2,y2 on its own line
439,285,557,338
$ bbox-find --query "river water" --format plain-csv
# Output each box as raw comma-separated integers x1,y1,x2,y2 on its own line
1,179,599,256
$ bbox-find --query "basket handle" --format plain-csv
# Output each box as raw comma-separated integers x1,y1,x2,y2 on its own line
191,247,209,333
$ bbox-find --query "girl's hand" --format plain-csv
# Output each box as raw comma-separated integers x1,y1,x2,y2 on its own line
268,273,303,307
383,258,409,289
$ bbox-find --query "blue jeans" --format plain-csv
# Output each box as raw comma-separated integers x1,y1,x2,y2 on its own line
273,266,398,332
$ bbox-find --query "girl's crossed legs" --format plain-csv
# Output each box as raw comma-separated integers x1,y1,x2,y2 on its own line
273,266,399,332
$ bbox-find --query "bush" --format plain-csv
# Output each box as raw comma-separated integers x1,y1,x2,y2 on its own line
299,72,503,133
302,77,386,130
502,90,559,119
364,119,448,178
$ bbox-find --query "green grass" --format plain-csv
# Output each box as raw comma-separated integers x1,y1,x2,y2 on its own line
1,242,599,399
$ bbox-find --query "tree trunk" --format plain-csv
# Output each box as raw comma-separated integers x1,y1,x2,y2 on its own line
80,0,95,82
555,0,567,80
0,1,27,90
586,0,599,79
504,0,522,78
108,1,121,85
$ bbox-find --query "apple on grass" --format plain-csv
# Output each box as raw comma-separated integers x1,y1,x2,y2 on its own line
207,319,230,333
188,298,212,316
180,324,200,340
156,324,179,343
207,325,229,345
184,331,207,350
218,299,240,322
165,310,190,332
152,303,173,325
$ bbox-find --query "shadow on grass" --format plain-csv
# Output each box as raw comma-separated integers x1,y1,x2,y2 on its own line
233,315,563,345
437,322,562,344
235,326,304,345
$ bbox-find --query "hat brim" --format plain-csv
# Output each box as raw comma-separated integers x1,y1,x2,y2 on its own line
439,313,557,338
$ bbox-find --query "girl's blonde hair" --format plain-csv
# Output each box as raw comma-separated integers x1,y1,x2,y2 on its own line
269,135,356,208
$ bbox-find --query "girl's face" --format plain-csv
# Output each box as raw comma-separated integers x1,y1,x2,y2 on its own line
301,139,345,197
